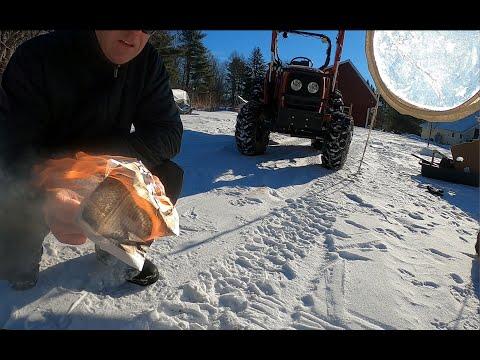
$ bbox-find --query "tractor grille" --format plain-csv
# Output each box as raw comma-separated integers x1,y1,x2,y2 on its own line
281,69,330,112
284,94,323,111
285,71,328,98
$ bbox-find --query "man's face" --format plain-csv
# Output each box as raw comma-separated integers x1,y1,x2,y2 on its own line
94,30,150,65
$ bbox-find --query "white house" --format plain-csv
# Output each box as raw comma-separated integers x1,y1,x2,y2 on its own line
420,112,480,145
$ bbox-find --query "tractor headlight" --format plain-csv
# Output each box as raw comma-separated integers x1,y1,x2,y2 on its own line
291,79,302,91
307,82,319,94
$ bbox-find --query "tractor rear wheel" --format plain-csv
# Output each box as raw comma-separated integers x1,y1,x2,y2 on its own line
321,111,354,170
235,100,270,155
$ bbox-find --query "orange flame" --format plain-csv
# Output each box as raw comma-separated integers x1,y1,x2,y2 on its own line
33,152,170,242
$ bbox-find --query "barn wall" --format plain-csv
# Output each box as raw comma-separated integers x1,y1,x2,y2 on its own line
335,63,377,127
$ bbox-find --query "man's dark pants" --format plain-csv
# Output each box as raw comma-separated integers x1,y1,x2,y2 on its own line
0,160,184,282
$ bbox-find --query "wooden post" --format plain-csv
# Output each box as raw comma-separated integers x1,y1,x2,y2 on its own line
427,122,433,147
365,107,370,128
357,92,381,173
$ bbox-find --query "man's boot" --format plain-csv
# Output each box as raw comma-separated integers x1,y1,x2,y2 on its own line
94,244,159,286
8,246,43,291
125,258,159,286
9,267,40,290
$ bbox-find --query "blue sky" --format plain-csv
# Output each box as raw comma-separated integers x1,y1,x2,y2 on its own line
203,30,374,86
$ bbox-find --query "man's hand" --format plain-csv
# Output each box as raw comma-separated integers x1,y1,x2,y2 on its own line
43,188,87,245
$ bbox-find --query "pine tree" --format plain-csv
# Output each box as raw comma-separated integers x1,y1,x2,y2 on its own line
178,30,208,93
226,52,248,108
148,31,182,88
376,96,422,135
205,53,227,110
244,47,266,101
190,45,212,94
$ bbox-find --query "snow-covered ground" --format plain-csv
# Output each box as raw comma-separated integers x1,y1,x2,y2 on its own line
1,111,478,330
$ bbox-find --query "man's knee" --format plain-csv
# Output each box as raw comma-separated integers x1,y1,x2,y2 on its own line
149,160,184,205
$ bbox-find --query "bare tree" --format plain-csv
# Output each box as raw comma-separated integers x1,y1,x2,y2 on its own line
0,31,47,76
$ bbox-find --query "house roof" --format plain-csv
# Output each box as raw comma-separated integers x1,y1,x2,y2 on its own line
420,111,480,132
325,59,377,99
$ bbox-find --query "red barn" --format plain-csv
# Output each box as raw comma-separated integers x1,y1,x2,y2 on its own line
326,60,377,127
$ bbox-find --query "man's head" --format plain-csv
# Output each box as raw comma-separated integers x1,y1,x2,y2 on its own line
94,30,152,65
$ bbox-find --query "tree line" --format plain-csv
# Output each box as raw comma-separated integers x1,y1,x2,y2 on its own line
0,31,47,74
0,30,267,111
0,30,424,135
364,78,422,135
375,96,423,135
147,30,267,110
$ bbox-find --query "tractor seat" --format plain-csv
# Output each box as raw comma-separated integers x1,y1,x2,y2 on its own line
290,59,311,67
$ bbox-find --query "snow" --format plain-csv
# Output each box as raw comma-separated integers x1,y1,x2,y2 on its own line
1,110,479,330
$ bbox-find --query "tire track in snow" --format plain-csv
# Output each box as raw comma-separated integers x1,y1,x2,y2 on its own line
137,131,401,329
153,140,396,329
140,167,361,329
324,260,348,328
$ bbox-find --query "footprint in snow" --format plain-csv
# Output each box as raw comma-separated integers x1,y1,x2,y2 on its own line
344,219,369,230
301,294,315,307
398,268,440,289
427,248,454,259
337,250,371,261
408,212,425,221
450,273,464,284
229,197,263,206
374,243,388,250
344,193,374,208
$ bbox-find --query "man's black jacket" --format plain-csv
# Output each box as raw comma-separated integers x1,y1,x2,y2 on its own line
0,30,183,178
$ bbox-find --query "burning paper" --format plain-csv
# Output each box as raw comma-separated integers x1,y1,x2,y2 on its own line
34,152,179,270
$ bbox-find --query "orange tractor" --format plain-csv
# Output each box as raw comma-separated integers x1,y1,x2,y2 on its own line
235,30,354,170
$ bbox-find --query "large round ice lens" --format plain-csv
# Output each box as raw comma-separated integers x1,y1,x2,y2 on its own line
366,30,480,121
291,79,302,91
308,82,319,94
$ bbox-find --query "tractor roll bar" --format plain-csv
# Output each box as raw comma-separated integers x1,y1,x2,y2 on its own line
276,30,332,70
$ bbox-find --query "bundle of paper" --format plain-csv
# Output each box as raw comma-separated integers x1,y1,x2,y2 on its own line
77,176,152,270
34,152,179,271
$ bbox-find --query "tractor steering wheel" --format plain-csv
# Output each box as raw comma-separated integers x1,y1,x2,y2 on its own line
289,57,314,67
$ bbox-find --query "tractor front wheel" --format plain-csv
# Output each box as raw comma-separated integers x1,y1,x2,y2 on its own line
311,139,323,150
235,101,270,155
321,111,354,170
